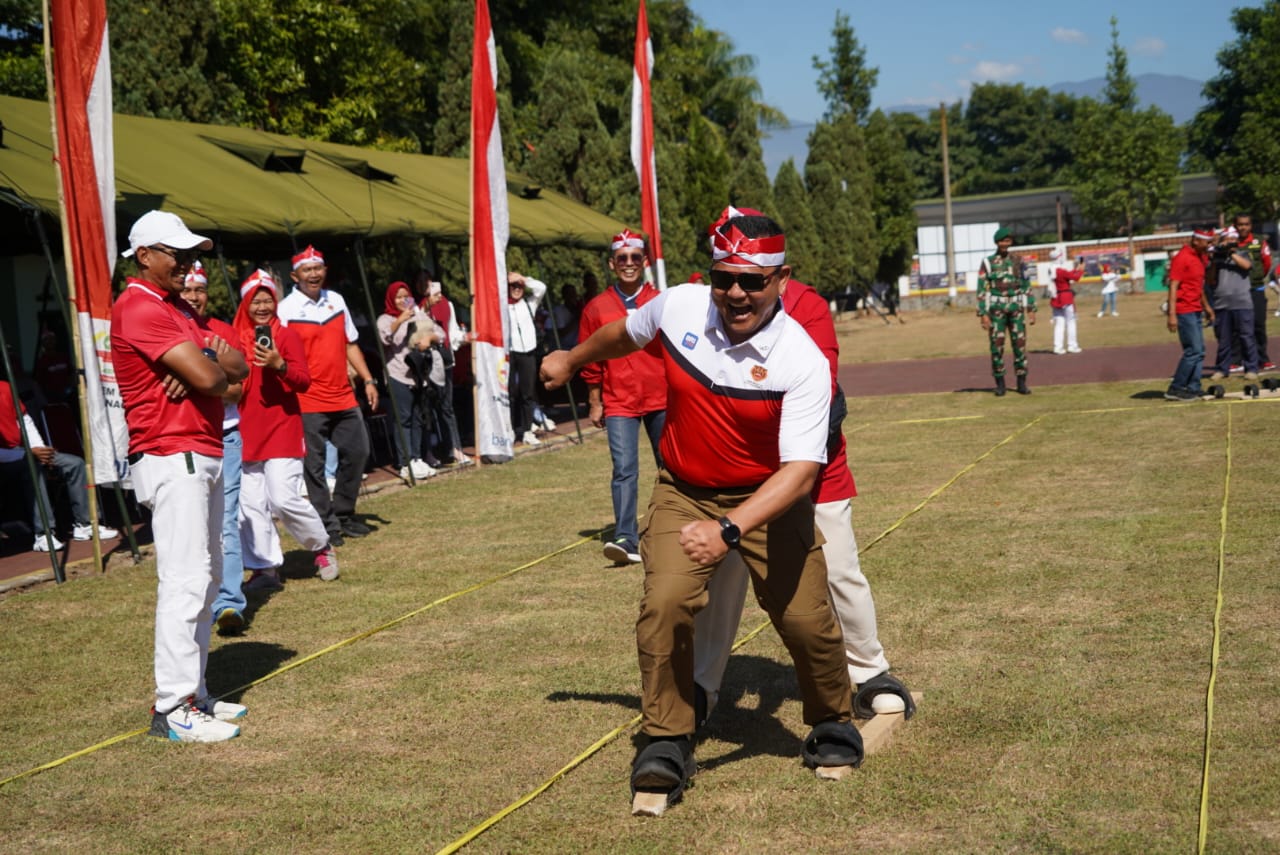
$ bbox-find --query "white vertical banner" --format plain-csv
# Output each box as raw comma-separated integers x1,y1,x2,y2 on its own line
469,0,514,462
50,0,128,484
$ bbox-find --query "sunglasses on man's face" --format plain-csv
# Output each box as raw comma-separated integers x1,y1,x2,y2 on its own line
149,245,202,266
708,268,777,293
613,252,646,265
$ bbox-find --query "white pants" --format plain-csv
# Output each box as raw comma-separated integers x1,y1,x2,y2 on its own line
240,457,330,569
1052,304,1079,352
131,451,223,714
693,497,890,695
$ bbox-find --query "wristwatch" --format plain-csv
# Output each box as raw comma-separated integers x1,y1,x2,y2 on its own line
718,516,741,549
201,347,218,362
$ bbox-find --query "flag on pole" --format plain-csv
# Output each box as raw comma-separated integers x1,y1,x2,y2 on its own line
469,0,514,462
50,0,128,484
631,0,666,291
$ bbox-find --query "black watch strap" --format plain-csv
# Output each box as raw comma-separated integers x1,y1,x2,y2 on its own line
718,516,741,548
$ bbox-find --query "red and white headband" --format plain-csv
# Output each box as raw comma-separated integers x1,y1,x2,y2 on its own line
708,206,784,267
1193,228,1215,240
292,245,325,270
240,268,278,300
184,260,208,287
610,229,645,252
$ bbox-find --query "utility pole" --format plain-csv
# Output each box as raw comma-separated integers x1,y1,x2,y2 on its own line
940,103,957,301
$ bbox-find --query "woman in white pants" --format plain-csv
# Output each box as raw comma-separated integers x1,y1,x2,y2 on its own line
1049,249,1084,354
232,270,338,590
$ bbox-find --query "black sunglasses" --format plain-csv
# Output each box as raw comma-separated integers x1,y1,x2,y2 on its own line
708,268,778,293
149,245,201,266
613,252,646,265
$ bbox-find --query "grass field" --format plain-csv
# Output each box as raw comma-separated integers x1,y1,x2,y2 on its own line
1,308,1278,853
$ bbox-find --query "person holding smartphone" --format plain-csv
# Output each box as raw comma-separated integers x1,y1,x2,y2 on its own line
233,269,338,591
376,281,436,481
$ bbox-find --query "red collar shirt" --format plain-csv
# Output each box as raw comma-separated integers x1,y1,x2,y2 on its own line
578,283,667,417
1169,244,1210,315
277,287,359,413
624,285,830,489
110,277,222,457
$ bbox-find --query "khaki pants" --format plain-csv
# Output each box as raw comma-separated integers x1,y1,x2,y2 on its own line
637,470,853,736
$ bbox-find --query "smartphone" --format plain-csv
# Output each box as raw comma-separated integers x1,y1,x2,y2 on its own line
254,325,273,350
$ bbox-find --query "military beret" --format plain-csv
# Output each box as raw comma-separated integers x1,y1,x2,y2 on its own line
993,227,1011,242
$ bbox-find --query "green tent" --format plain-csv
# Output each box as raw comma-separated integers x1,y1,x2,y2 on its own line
0,95,626,256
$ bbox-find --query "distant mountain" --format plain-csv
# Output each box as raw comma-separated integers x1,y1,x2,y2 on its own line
1048,73,1205,125
762,73,1206,179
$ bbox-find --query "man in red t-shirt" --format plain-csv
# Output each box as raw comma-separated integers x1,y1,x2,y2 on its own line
578,229,667,564
112,210,249,742
1165,228,1215,400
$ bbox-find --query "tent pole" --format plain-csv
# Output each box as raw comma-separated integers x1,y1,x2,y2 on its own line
215,247,238,310
531,249,583,445
0,322,63,582
31,206,140,565
354,239,415,485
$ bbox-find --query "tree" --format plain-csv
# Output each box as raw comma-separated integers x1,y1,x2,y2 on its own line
772,158,818,280
1190,1,1280,220
1070,16,1180,270
865,110,917,284
812,11,877,123
0,0,44,99
805,114,877,292
962,83,1082,194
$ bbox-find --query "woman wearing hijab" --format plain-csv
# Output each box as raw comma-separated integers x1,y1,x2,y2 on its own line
376,280,436,481
234,269,338,590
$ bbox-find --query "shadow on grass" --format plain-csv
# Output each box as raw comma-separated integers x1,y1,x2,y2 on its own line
546,654,805,770
206,641,297,704
1129,390,1168,399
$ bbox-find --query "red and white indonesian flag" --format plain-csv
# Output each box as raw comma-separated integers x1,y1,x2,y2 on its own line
631,0,666,291
469,0,514,461
50,0,127,484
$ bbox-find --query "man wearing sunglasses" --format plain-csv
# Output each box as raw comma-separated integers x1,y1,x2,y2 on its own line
112,210,249,742
541,211,859,813
577,229,667,565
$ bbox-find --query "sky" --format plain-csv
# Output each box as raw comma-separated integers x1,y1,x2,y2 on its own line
683,0,1244,125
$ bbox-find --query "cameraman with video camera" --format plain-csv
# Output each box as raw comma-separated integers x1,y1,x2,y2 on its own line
1207,225,1259,381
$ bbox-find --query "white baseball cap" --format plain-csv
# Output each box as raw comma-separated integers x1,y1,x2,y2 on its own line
1048,248,1064,261
122,210,213,258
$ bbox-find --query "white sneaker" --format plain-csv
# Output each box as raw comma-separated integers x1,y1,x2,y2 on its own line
195,696,247,721
325,476,336,495
541,415,557,432
1111,312,1118,317
410,459,437,479
313,545,340,581
33,534,64,552
1053,348,1066,355
1068,346,1083,353
72,523,119,541
150,697,240,742
1097,311,1104,318
522,430,541,446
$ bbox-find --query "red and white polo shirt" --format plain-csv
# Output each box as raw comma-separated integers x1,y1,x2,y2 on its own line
277,287,359,413
625,285,830,489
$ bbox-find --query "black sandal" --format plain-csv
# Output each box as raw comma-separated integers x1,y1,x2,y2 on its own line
630,737,696,808
852,671,916,720
802,720,864,769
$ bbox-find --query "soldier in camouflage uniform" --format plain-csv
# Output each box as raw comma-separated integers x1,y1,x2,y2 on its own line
977,227,1036,396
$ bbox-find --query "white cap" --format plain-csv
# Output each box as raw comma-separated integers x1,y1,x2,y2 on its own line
122,210,213,258
1048,248,1064,261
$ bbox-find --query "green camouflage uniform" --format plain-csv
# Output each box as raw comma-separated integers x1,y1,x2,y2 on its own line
977,252,1035,378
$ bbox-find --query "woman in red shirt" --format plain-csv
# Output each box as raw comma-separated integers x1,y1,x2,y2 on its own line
233,270,339,588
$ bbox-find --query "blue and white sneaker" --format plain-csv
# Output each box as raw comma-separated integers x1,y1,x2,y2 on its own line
149,697,240,742
196,695,247,721
602,538,641,565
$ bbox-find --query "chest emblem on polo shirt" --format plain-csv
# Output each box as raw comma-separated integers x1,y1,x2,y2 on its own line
682,332,699,349
751,365,768,382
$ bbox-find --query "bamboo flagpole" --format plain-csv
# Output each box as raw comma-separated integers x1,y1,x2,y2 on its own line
469,0,514,464
632,0,666,292
43,0,127,574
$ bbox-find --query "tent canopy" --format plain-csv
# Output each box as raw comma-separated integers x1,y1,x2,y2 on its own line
0,95,626,257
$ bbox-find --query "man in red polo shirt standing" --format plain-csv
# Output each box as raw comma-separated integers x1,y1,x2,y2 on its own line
1165,228,1215,400
277,246,380,543
578,229,667,565
112,210,249,742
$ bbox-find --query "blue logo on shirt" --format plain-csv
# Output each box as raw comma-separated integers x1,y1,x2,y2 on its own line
682,332,698,350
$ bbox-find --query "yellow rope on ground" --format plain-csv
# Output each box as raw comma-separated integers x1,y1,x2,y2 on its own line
0,528,607,790
1197,405,1232,854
